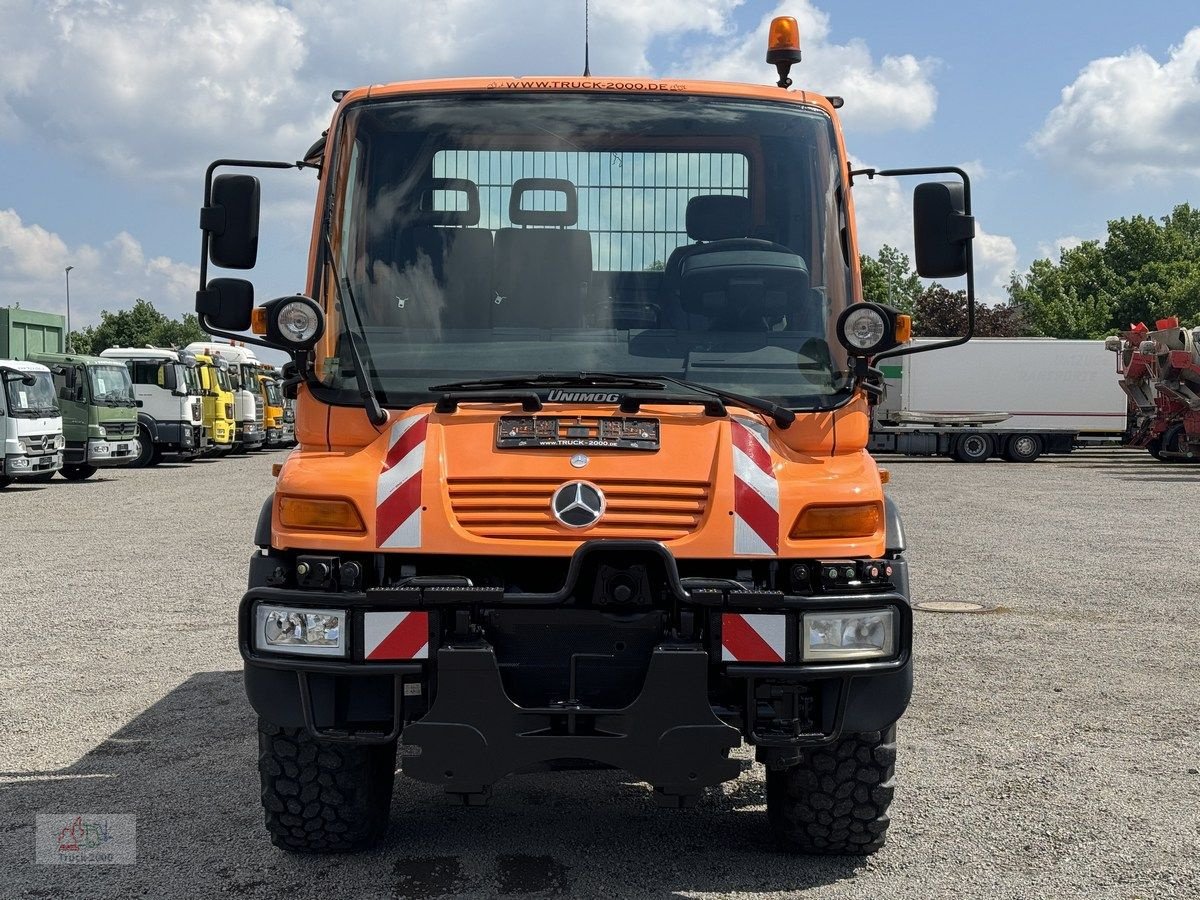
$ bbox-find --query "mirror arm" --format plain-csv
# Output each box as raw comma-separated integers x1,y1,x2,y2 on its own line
857,165,976,365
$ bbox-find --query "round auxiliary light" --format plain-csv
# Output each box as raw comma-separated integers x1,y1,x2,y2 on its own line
278,301,320,344
839,304,887,353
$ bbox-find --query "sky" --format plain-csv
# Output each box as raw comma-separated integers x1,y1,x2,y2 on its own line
1,0,1197,333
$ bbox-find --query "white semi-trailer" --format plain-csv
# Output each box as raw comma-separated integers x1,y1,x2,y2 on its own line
869,338,1128,462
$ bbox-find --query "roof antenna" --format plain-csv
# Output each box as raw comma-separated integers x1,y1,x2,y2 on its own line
583,0,591,76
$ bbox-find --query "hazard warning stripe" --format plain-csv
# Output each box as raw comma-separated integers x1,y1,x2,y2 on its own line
364,611,430,660
721,613,786,663
730,417,779,556
376,415,429,549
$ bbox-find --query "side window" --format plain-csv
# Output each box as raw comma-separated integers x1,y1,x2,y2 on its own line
52,367,71,400
129,361,157,386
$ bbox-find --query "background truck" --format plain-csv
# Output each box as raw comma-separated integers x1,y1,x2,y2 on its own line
186,342,265,452
27,351,140,479
0,358,64,486
99,347,205,465
1108,317,1200,461
869,338,1128,462
189,352,236,455
191,14,980,857
257,367,291,448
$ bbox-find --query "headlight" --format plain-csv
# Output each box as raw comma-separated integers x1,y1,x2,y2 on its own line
18,439,30,454
55,434,66,450
802,608,895,661
97,426,107,438
255,604,345,656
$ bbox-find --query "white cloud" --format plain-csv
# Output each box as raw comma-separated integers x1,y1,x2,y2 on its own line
1035,235,1087,260
1030,28,1200,181
0,209,198,327
681,2,938,132
850,159,1015,303
0,1,936,186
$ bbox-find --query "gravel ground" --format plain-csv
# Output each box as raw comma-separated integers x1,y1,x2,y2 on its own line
1,447,1198,899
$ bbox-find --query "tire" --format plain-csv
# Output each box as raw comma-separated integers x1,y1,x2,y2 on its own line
61,464,97,481
148,446,164,466
767,726,897,855
257,719,396,853
1002,434,1041,463
1162,425,1199,462
132,427,155,468
1147,437,1164,461
951,432,994,463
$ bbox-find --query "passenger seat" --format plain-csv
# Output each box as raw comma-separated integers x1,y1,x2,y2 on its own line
492,178,592,329
380,178,493,329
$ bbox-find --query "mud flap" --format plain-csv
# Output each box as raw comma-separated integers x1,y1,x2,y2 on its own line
401,646,741,805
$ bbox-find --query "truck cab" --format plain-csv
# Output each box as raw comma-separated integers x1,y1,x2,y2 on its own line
194,15,977,857
188,352,235,454
0,359,64,486
186,342,265,452
100,347,205,465
27,351,140,479
258,369,289,447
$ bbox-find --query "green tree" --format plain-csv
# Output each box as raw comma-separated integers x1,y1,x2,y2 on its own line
1008,203,1200,337
859,245,922,314
76,299,209,355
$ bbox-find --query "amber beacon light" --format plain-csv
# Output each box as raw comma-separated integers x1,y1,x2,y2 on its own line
766,16,802,88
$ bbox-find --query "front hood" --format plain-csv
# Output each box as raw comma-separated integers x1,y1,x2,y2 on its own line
273,405,885,560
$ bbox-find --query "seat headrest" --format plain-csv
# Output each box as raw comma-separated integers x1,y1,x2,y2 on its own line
414,178,481,227
686,195,751,242
508,177,579,227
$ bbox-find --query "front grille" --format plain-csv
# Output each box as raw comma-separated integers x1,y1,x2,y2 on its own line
24,434,54,455
254,396,264,424
104,422,136,438
448,477,710,541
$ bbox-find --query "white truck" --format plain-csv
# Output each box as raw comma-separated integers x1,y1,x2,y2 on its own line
869,338,1129,462
100,347,205,466
0,359,65,486
185,342,264,452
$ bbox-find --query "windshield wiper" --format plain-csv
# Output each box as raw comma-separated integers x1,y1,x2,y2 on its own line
431,372,794,428
430,372,668,392
649,376,796,428
322,230,387,427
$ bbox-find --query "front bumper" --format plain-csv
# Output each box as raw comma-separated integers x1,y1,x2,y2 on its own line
240,545,912,799
238,423,265,449
5,452,62,477
87,437,139,466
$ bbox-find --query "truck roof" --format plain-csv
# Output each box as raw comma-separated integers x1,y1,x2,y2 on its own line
339,77,839,118
0,358,51,374
101,346,189,362
185,342,260,364
27,351,126,367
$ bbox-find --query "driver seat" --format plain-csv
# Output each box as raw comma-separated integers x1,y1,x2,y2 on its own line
660,195,753,328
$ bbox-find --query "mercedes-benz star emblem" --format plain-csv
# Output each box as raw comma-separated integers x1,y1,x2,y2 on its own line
570,453,589,468
551,481,606,529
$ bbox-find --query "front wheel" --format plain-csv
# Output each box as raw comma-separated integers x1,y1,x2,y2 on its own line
258,719,396,853
61,464,97,481
132,427,155,467
766,726,897,855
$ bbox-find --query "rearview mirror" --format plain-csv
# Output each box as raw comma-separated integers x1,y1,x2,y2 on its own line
205,174,261,269
197,278,255,331
912,181,974,279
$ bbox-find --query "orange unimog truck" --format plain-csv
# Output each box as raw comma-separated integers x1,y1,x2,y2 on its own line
195,16,977,855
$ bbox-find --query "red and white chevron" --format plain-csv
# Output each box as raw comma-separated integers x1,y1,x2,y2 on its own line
376,414,429,549
720,613,786,663
364,611,430,660
731,417,779,556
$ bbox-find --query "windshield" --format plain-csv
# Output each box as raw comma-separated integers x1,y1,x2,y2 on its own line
182,364,200,394
215,367,232,392
89,364,136,405
4,371,59,417
320,92,854,410
263,380,283,406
